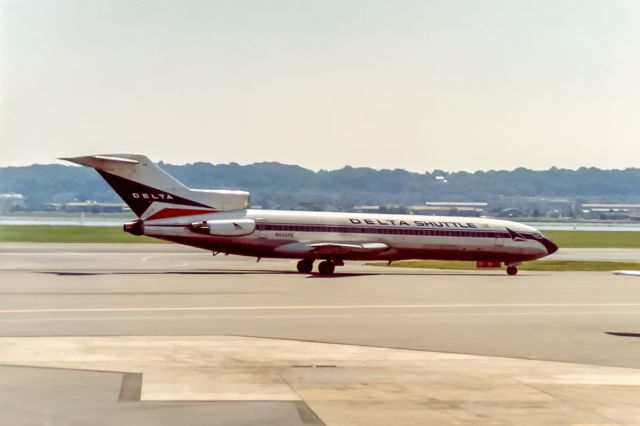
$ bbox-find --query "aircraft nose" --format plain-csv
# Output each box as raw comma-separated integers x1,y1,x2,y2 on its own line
541,238,559,255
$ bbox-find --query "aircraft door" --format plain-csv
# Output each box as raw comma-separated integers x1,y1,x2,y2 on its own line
255,220,268,239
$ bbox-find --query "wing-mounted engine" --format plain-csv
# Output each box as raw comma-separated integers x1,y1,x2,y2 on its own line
190,219,255,236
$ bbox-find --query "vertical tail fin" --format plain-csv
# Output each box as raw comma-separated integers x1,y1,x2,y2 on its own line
61,154,249,219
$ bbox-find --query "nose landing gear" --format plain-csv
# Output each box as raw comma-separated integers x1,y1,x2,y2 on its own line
506,265,518,276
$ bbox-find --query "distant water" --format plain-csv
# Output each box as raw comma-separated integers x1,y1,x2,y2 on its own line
2,215,640,232
524,222,640,232
0,216,126,226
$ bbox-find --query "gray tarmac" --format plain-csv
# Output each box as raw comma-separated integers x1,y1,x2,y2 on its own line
2,243,640,425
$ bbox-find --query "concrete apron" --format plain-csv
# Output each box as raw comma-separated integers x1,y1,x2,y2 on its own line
0,335,638,426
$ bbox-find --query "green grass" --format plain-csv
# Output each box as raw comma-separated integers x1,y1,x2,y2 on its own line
370,259,640,272
542,230,640,248
0,225,163,243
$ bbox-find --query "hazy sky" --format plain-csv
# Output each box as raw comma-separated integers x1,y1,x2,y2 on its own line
2,0,639,172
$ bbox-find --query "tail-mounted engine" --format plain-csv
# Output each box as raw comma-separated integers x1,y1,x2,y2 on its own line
190,219,255,236
123,219,144,236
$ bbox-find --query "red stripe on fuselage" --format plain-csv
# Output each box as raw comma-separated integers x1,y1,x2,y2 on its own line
147,208,218,220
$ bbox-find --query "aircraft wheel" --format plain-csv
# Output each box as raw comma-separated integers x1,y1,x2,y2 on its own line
318,260,335,276
506,266,518,276
296,259,314,274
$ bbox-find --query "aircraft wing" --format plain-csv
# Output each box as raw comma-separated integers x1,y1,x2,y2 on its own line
274,241,389,257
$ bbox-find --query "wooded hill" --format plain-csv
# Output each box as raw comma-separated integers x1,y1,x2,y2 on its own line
1,162,640,210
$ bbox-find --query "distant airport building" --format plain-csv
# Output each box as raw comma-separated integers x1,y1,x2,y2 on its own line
352,205,411,214
495,208,525,218
408,202,488,217
524,197,575,212
352,205,381,213
63,201,129,213
0,193,25,212
582,204,640,220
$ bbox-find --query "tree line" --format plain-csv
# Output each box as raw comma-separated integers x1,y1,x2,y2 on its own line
1,162,640,210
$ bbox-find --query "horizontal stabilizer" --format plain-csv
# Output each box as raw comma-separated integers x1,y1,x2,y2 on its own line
61,155,140,166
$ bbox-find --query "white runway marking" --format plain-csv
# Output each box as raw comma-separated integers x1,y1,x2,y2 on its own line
614,270,640,276
2,311,640,323
2,303,640,315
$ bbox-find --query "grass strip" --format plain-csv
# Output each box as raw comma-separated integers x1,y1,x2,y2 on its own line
542,230,640,248
0,225,163,243
369,260,640,272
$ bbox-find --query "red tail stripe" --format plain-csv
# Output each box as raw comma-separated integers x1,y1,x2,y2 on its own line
147,208,218,220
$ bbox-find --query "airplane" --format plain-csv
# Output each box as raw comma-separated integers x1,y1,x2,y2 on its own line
61,154,558,276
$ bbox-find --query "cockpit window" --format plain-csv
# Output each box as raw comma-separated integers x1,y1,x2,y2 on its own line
532,232,543,239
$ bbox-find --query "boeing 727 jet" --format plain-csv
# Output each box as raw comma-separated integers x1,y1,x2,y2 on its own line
62,154,558,275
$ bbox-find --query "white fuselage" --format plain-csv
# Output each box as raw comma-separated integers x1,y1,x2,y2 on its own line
137,209,556,263
63,154,559,274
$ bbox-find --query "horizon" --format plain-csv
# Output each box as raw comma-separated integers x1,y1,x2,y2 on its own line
3,158,638,175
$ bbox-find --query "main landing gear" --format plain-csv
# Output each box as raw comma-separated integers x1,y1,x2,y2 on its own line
317,260,335,276
506,265,518,276
296,259,341,276
296,259,314,274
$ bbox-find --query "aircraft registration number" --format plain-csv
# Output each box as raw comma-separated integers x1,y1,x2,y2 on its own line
275,232,294,238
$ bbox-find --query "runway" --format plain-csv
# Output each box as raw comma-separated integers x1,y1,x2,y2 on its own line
2,243,640,425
